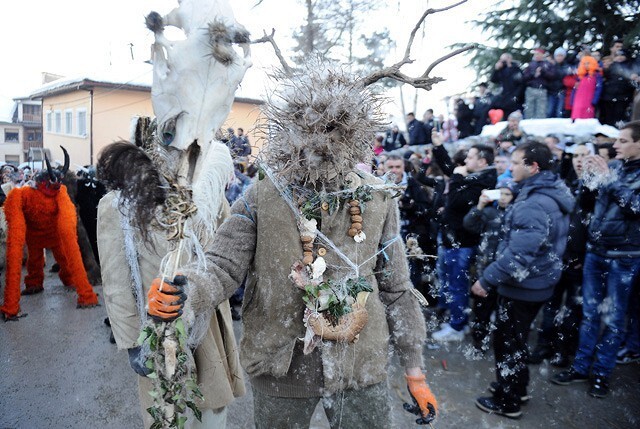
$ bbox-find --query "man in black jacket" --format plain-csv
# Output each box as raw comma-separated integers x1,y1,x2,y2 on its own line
598,49,636,126
386,155,432,298
406,112,428,146
551,120,640,398
473,142,574,418
430,132,497,342
490,53,524,118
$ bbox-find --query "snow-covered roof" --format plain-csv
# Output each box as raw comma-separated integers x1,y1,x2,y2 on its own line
29,63,154,99
481,118,620,139
27,62,265,104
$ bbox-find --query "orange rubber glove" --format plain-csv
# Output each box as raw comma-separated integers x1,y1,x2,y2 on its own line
147,275,187,322
404,373,437,425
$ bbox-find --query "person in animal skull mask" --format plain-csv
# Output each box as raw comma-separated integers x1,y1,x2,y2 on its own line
0,147,99,320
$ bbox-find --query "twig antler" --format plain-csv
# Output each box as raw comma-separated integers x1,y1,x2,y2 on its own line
360,0,474,90
252,29,294,75
252,0,474,91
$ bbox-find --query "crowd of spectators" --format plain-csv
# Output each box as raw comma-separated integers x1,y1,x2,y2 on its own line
370,114,640,418
400,41,640,145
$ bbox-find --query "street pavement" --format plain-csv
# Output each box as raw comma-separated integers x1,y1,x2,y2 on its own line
1,258,639,428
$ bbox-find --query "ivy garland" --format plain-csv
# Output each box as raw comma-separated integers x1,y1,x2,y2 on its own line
138,318,203,429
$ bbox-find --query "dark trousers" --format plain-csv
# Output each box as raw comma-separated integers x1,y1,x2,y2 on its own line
493,295,544,408
472,292,498,350
252,382,391,429
599,100,630,126
536,266,583,357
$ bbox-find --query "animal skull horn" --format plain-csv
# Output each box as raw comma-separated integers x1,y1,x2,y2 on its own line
61,146,70,175
44,152,55,182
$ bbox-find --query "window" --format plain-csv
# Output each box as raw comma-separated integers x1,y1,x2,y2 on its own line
4,129,19,143
54,110,62,133
46,111,52,132
65,110,73,134
5,155,20,164
24,104,41,115
77,109,87,136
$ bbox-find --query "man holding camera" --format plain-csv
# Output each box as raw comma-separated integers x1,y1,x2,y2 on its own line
490,53,525,118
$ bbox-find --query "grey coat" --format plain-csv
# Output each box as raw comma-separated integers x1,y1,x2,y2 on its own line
184,171,426,394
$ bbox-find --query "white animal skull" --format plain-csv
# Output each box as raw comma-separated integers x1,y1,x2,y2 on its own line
148,0,252,184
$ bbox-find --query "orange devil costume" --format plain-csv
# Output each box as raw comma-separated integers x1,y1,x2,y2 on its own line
0,148,98,319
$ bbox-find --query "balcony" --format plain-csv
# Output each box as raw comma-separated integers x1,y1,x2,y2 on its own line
23,140,43,151
21,113,42,123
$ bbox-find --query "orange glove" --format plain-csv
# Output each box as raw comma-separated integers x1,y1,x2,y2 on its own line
404,373,437,425
147,275,187,322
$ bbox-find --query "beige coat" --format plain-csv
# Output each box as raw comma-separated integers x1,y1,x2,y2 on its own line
97,192,245,421
185,172,426,394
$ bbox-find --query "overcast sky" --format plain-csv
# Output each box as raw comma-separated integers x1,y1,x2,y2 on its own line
0,0,494,122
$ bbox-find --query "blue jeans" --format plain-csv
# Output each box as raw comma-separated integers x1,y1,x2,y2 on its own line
441,246,474,331
572,253,640,377
524,87,548,119
622,279,640,353
547,91,564,118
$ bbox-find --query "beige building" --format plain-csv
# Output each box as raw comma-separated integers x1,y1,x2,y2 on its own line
0,120,23,165
30,70,264,167
0,98,43,165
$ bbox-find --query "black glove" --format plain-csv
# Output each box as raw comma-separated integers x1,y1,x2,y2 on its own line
128,346,152,377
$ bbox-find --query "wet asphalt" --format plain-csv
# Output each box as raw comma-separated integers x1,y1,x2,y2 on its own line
1,256,638,428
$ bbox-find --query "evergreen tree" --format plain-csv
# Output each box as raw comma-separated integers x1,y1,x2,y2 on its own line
466,0,640,77
290,0,386,71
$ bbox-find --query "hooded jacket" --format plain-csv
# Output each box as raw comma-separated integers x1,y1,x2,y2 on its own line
480,170,575,302
585,159,640,257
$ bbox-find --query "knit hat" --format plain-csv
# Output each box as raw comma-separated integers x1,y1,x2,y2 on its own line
496,178,516,193
554,47,567,57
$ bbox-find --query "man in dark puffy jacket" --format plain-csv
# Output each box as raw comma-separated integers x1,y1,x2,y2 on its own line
472,141,574,418
551,120,640,398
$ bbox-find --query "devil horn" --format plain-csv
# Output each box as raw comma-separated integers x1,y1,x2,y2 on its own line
44,152,55,182
60,146,70,174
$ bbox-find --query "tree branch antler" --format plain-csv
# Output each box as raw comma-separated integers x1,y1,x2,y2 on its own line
361,0,472,90
252,29,294,75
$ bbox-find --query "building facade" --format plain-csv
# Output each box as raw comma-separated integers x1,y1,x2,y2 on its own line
31,72,264,167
